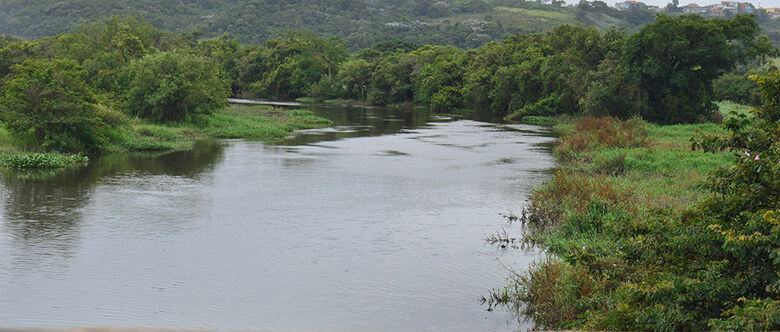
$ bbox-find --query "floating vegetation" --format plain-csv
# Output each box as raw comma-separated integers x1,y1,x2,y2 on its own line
0,153,88,169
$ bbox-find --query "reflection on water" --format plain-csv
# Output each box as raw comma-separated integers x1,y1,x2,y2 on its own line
0,105,556,331
0,141,224,267
278,104,434,145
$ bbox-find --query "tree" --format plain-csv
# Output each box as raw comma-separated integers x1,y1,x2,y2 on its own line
690,72,780,330
0,59,113,152
335,58,373,99
624,15,760,124
123,51,230,122
196,34,241,93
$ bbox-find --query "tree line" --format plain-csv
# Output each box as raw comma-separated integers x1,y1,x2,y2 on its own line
0,14,775,155
220,14,773,124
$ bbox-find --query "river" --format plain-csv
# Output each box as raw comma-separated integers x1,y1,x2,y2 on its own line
0,104,556,331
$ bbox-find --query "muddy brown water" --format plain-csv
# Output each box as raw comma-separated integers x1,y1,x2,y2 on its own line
0,105,556,331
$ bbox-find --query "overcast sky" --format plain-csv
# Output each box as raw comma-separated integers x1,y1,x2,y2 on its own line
577,0,780,7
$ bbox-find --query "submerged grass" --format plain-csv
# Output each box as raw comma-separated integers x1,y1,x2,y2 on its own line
203,105,332,138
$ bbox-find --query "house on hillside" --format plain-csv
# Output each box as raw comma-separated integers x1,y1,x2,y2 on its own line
768,8,780,19
671,1,755,15
737,2,754,13
719,1,738,12
681,3,707,13
705,3,725,15
615,0,648,10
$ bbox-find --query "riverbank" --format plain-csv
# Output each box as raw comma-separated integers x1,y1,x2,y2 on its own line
489,102,775,329
0,104,332,169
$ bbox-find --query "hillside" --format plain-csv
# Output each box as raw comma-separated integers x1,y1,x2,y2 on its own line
0,0,655,49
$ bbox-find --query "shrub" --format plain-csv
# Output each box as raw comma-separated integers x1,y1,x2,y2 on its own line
556,117,648,158
713,72,762,106
506,94,561,121
123,51,230,122
0,59,114,153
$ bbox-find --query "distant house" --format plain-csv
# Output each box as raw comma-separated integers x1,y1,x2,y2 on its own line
615,0,648,10
672,1,755,15
647,4,661,11
720,1,738,12
737,2,754,13
681,3,706,13
705,3,726,15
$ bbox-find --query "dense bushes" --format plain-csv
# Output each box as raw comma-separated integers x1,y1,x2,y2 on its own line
625,14,761,124
0,59,115,152
219,14,768,124
123,51,230,122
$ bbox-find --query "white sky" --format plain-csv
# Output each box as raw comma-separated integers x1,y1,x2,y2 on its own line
575,0,780,7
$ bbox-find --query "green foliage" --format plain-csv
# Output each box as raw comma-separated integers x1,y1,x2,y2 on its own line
199,105,333,139
713,72,763,106
0,153,88,168
624,14,761,124
196,34,242,93
501,74,780,330
367,51,416,105
0,0,668,52
709,299,780,331
334,58,373,100
123,50,230,122
0,59,115,152
579,57,646,119
249,32,348,99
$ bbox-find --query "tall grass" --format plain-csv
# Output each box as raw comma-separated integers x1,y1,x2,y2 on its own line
491,116,736,329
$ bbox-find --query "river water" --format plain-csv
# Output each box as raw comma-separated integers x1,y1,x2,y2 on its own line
0,104,556,331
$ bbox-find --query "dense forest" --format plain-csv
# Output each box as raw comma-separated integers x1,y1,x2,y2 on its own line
0,0,659,49
0,13,775,151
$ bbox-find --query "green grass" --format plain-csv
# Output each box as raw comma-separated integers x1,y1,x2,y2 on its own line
647,122,723,150
0,105,333,169
717,100,753,118
203,105,333,138
519,115,556,126
294,97,317,103
494,6,575,20
491,114,743,327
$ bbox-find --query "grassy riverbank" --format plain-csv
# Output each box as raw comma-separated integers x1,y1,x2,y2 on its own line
0,104,332,169
490,101,780,329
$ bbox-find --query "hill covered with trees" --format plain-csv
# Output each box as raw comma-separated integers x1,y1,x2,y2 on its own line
0,0,658,49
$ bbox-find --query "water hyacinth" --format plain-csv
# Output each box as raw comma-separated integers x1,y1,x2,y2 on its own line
0,153,88,169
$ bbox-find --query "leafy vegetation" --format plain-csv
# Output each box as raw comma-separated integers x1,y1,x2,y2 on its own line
0,0,659,50
625,15,760,124
0,153,88,169
0,17,332,168
122,50,230,122
0,58,115,153
487,74,780,329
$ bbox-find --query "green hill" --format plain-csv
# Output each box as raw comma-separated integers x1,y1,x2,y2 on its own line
0,0,656,49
